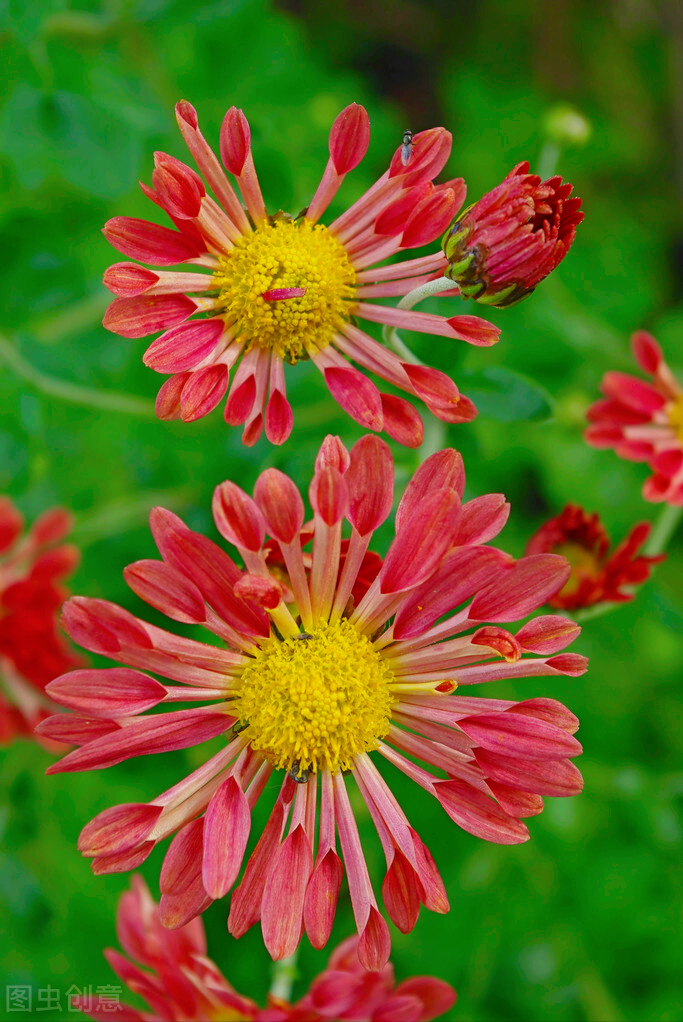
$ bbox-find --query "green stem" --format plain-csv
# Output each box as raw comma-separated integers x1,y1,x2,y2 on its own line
643,503,683,557
0,335,156,417
382,276,455,362
269,950,299,1002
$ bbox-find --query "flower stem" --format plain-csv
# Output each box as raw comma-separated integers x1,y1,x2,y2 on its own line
269,950,299,1003
537,142,561,179
643,503,683,557
383,276,456,362
0,335,156,417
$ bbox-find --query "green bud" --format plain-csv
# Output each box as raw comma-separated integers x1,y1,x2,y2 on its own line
543,103,592,149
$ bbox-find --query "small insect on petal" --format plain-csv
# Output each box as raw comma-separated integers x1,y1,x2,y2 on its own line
261,288,307,301
400,129,414,166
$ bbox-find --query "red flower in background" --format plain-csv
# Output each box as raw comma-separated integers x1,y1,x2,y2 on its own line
76,874,456,1021
442,161,583,307
585,331,683,504
102,101,502,447
0,497,83,746
526,504,664,610
42,436,586,970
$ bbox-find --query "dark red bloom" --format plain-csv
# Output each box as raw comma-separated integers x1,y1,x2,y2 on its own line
442,161,583,307
0,497,83,745
76,874,457,1022
526,503,664,610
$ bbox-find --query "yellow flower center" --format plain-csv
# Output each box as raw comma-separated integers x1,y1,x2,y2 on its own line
212,218,357,363
234,618,396,775
555,541,600,596
667,393,683,442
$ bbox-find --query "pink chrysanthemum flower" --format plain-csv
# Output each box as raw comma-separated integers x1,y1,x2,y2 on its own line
526,503,664,610
42,436,586,970
442,161,583,307
102,102,502,447
76,874,456,1022
0,497,83,746
585,331,683,504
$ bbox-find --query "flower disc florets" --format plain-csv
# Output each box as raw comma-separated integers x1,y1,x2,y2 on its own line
211,218,356,363
236,619,395,774
101,101,504,446
43,435,588,972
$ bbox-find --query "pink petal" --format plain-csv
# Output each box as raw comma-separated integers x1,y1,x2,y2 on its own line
304,848,344,949
357,905,391,971
102,217,205,264
545,653,589,676
159,872,213,930
631,330,663,374
35,714,120,745
469,554,571,622
62,597,153,654
46,709,230,774
160,818,204,895
516,615,581,654
104,262,158,297
180,364,229,421
380,393,424,448
143,319,225,373
458,711,582,760
380,489,461,594
233,572,283,609
202,776,252,899
487,781,544,819
261,825,313,959
395,450,465,532
103,294,196,338
508,697,580,734
602,371,665,413
309,466,349,526
78,803,162,856
212,481,266,552
155,373,188,420
224,374,256,426
446,314,501,347
382,850,421,933
220,106,251,175
46,668,166,717
124,559,207,623
471,625,522,661
228,796,289,939
329,103,370,174
474,749,584,797
346,435,394,536
91,842,155,876
391,977,457,1022
324,366,384,430
393,546,511,639
455,494,510,546
401,185,459,248
433,778,530,844
254,469,304,543
264,388,294,445
316,435,351,473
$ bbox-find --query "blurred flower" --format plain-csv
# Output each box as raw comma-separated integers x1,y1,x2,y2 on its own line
0,497,83,746
76,874,456,1021
102,102,502,447
442,162,583,307
43,436,586,969
585,331,683,504
526,503,664,610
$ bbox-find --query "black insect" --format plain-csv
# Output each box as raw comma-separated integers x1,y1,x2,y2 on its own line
401,129,414,166
293,631,314,641
289,759,310,784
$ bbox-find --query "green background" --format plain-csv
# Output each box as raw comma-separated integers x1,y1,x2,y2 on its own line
1,1,682,1019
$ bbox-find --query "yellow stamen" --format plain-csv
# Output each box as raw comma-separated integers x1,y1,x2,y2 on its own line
667,393,683,442
555,541,600,596
212,218,357,363
234,619,396,774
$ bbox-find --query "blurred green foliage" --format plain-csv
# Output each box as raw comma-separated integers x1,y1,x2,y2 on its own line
1,1,682,1020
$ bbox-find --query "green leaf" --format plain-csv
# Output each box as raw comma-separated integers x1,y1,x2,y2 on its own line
460,366,555,422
